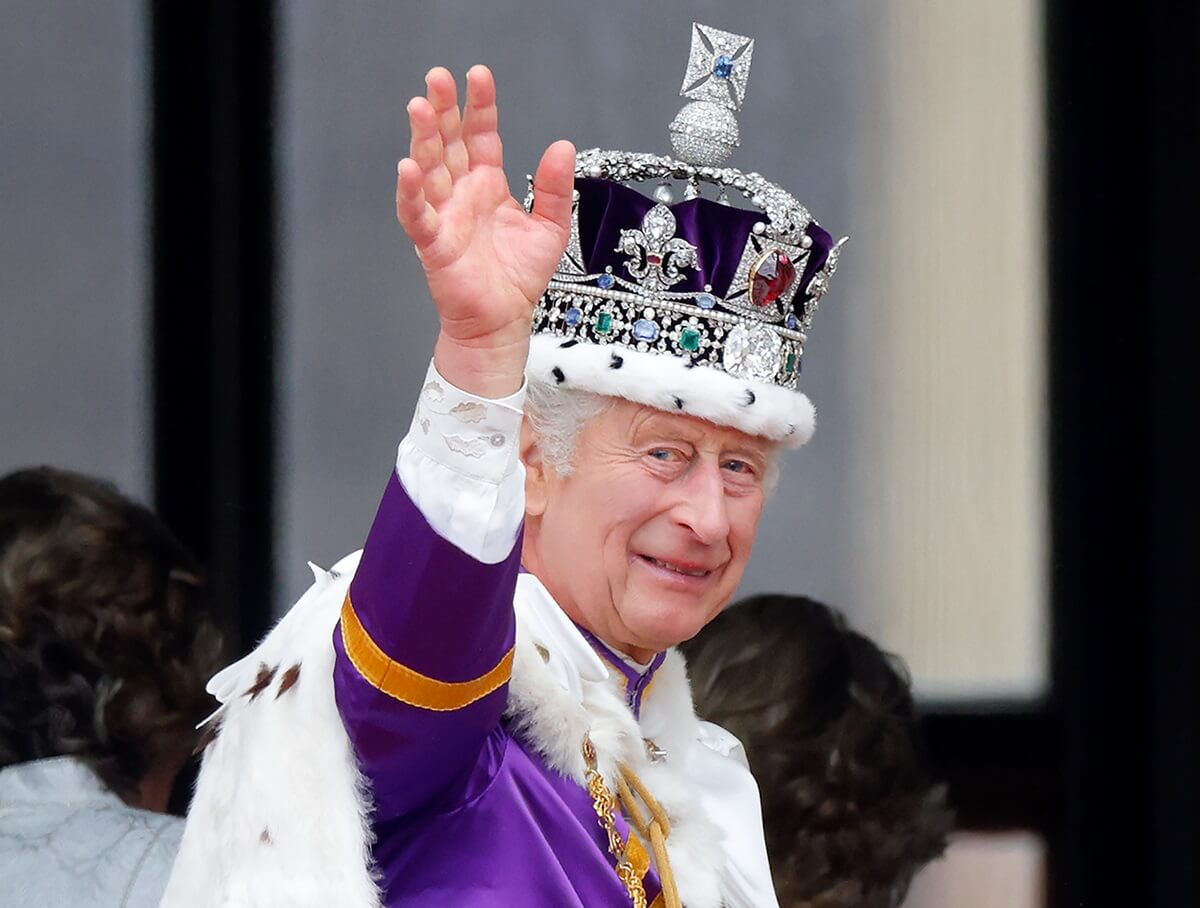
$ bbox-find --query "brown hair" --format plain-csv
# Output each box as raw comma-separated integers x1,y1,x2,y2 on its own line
0,467,224,802
681,594,953,908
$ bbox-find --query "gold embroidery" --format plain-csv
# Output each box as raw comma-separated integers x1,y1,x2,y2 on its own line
340,594,512,712
626,829,650,879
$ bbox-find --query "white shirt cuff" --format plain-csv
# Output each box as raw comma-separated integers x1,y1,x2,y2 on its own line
395,360,527,564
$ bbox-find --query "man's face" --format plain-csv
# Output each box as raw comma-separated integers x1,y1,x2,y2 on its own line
523,400,775,660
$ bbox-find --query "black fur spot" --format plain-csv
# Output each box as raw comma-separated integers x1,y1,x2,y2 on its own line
673,396,684,410
559,339,579,349
743,389,756,406
609,353,624,369
551,367,566,384
684,357,698,369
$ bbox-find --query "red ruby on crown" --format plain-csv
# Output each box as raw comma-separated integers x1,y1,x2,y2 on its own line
749,249,796,308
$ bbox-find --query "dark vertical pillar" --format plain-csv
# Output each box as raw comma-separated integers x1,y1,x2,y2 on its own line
150,1,276,653
1046,2,1198,905
1144,6,1200,904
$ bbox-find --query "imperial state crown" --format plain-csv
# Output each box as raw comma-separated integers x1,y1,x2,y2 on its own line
525,22,845,446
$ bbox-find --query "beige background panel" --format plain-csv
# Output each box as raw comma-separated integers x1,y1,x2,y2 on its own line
848,0,1047,699
905,832,1045,908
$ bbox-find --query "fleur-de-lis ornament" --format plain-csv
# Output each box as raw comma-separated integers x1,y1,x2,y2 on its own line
616,204,699,292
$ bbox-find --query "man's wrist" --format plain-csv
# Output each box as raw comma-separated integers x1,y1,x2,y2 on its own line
433,329,529,400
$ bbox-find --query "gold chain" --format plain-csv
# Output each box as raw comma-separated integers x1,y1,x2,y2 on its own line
583,735,648,908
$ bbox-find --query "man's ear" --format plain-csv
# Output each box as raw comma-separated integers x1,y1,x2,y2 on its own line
521,419,549,517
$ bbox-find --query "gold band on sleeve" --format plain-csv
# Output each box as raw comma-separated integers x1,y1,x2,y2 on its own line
340,594,513,712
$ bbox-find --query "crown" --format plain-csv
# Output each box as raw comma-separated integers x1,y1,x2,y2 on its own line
525,22,845,445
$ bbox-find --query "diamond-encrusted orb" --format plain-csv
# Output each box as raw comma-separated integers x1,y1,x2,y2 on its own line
632,319,660,342
669,100,739,167
712,54,734,78
749,249,796,308
597,273,615,290
723,322,783,382
696,292,717,310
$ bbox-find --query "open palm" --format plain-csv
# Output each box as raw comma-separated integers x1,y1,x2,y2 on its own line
396,66,575,348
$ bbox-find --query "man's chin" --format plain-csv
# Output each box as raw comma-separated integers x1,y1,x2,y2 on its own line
619,597,716,654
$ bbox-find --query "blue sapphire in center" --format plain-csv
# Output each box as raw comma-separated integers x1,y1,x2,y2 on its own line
632,319,659,342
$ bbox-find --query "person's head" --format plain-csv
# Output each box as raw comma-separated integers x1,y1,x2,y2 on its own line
0,467,223,812
520,380,778,661
681,594,953,908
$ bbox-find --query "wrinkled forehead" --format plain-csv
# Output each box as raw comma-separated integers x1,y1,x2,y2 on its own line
594,397,779,456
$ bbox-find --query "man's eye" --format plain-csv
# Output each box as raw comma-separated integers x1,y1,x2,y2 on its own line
648,449,675,461
722,459,753,475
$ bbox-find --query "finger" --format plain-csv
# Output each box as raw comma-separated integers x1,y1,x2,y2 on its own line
461,64,503,170
396,157,440,248
530,140,577,235
407,97,453,207
425,67,468,181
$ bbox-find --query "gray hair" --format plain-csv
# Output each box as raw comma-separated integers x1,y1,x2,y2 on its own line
523,378,782,491
523,378,611,476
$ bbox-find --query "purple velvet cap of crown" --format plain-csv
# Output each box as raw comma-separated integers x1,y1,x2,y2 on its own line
574,177,834,315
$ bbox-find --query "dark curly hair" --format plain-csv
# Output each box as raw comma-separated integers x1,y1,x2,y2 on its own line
0,467,224,804
681,594,953,908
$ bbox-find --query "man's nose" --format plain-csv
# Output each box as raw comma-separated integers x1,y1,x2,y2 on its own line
674,458,732,545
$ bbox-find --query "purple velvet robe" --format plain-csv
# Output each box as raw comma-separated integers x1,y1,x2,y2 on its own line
333,473,666,906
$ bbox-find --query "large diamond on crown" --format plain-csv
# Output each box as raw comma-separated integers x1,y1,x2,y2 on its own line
723,322,783,382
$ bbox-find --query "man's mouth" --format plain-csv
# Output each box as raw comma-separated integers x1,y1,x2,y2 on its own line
638,554,711,578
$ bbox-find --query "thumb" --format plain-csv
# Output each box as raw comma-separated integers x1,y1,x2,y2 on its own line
530,140,576,235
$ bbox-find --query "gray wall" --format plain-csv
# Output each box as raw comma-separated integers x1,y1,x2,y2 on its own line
0,1,148,498
277,0,866,611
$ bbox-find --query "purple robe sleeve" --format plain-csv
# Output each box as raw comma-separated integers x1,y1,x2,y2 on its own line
333,469,522,821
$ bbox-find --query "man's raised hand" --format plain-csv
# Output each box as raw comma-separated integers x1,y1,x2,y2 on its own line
396,65,575,397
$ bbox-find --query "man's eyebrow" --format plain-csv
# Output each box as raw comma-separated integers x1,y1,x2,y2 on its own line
630,419,702,445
